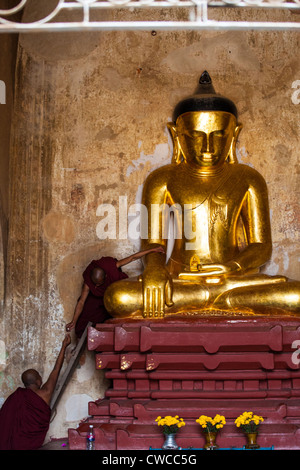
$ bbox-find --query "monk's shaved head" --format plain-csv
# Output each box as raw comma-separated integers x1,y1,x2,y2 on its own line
91,267,106,286
21,369,42,388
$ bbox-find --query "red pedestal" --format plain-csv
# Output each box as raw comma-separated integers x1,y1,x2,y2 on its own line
68,316,300,450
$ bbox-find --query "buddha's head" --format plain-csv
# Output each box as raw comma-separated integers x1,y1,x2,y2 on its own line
169,71,242,169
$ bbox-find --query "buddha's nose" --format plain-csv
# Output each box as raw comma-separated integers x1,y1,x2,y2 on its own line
201,134,213,154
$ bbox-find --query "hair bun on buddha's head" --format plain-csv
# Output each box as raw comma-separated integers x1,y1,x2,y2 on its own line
173,71,238,122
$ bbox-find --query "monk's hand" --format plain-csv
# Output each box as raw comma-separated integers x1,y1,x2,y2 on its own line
151,246,166,254
66,320,75,332
141,267,173,318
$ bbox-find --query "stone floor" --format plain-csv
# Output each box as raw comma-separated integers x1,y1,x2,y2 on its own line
39,438,70,450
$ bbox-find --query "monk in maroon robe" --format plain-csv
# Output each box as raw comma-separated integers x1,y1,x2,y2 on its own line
66,247,164,338
0,334,70,450
0,388,51,450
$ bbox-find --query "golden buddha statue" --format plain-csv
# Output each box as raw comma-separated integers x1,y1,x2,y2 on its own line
104,71,300,319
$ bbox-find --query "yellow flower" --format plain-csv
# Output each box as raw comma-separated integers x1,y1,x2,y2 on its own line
196,414,226,432
235,411,264,432
155,415,185,431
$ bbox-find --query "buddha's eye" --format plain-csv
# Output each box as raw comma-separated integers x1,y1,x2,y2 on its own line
187,130,205,139
213,130,226,138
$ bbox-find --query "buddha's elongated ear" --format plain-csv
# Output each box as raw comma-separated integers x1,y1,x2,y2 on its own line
167,122,183,164
228,123,243,164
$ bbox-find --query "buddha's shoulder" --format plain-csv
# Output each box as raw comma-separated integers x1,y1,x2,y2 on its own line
230,163,266,182
144,164,174,182
144,162,266,185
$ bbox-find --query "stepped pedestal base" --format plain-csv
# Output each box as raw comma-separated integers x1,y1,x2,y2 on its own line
68,315,300,450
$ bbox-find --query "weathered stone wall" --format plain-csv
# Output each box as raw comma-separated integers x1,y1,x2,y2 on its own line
0,5,20,409
0,3,299,442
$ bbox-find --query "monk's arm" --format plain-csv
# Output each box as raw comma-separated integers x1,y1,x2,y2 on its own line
39,334,71,405
116,246,165,268
66,283,90,331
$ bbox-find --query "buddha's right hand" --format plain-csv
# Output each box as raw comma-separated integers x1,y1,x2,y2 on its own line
140,267,174,318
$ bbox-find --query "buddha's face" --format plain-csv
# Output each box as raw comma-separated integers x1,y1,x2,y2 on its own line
176,111,237,169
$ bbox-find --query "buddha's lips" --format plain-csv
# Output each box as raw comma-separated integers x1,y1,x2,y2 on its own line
194,154,218,164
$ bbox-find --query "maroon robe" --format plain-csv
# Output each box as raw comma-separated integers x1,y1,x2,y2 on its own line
75,256,128,338
0,387,51,450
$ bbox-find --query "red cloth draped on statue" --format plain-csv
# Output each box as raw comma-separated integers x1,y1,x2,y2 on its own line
0,387,51,450
75,256,128,338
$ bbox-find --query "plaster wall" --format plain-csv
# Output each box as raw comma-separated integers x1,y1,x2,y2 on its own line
0,3,299,442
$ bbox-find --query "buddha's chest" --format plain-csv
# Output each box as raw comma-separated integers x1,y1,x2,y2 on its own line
168,171,246,210
167,170,248,237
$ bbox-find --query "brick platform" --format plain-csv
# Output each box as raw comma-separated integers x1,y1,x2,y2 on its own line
68,315,300,450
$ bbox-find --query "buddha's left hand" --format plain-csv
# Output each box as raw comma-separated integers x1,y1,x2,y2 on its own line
196,261,242,276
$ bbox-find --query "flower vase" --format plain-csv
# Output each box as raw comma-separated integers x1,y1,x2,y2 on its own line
204,432,219,450
162,433,178,449
245,432,260,449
